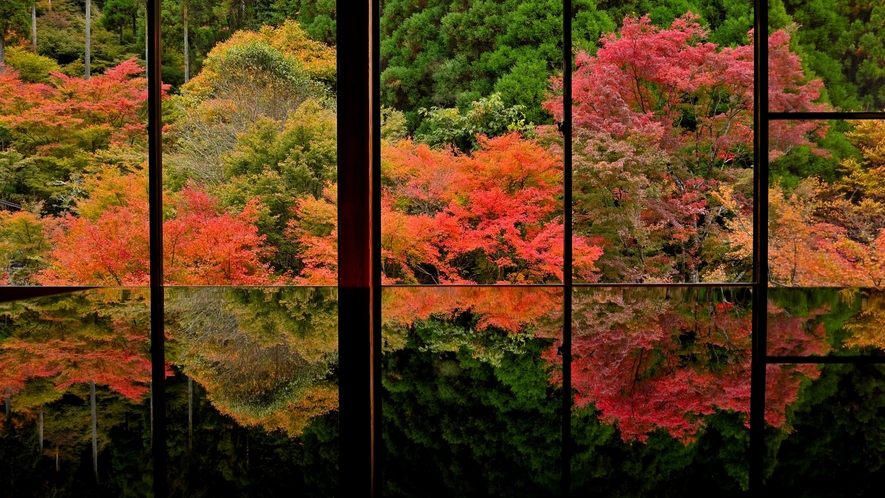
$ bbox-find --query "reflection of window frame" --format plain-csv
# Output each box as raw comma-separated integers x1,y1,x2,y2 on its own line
3,0,885,495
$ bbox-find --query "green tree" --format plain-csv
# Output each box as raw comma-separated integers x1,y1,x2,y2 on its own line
380,0,615,131
102,0,138,44
0,0,29,70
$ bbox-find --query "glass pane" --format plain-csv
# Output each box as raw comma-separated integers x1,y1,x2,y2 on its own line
1,1,149,286
765,363,885,495
164,287,338,495
771,1,885,112
162,4,337,285
768,120,885,287
382,286,563,495
0,289,153,493
379,2,565,284
571,286,753,494
769,287,885,357
569,3,754,283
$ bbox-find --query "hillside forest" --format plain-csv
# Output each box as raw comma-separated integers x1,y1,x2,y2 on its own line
0,0,882,286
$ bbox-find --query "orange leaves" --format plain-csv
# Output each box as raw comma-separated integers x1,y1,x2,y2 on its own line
769,183,865,287
0,59,151,154
37,170,273,286
378,134,602,284
164,189,272,285
382,287,562,337
287,186,338,285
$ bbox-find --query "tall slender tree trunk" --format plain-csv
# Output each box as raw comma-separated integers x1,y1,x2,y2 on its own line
188,376,193,452
90,380,98,481
39,405,43,452
85,0,91,79
183,1,189,83
55,448,59,472
32,2,37,52
3,387,9,418
31,0,37,54
0,37,6,72
144,14,148,77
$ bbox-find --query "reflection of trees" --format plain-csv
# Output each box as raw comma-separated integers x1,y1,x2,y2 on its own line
382,286,562,358
0,289,154,494
768,287,885,356
572,288,830,442
165,287,338,437
765,364,885,496
381,287,563,497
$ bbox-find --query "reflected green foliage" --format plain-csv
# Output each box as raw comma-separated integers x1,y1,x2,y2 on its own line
573,409,749,496
166,372,338,498
165,287,338,437
766,364,885,497
382,324,562,497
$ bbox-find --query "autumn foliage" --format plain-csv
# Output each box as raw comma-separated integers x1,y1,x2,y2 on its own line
571,288,828,442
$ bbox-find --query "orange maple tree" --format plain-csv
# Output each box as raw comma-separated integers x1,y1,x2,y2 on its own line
37,168,272,285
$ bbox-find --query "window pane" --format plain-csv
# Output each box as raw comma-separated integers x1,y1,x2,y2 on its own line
1,1,149,286
164,286,338,494
382,286,563,495
162,5,337,286
770,1,885,112
768,120,885,287
569,2,754,283
571,286,753,494
0,289,153,493
380,2,565,284
765,363,885,494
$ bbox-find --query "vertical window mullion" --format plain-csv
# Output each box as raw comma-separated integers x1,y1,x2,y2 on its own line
337,1,379,496
146,0,166,495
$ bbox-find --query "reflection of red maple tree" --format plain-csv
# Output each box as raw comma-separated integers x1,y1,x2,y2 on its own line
570,289,829,442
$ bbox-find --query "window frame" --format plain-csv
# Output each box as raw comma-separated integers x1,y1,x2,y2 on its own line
3,0,885,495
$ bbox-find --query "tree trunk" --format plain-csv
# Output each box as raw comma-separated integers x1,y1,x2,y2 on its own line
188,376,193,452
32,2,37,52
85,0,91,79
39,405,43,452
55,448,59,472
0,37,6,72
144,14,148,77
183,1,189,83
90,380,98,481
3,386,9,418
